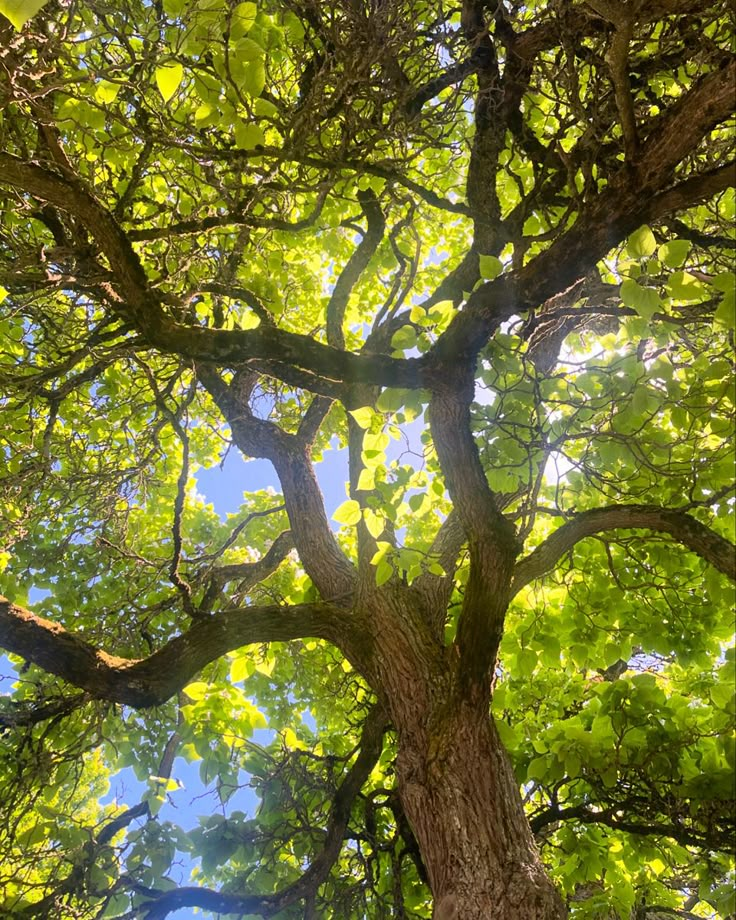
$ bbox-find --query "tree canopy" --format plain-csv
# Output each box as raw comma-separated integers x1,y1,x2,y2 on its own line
0,0,734,917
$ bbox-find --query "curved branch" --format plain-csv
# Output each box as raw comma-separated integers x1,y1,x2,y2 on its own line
0,596,354,708
428,372,519,686
0,692,88,730
512,504,736,594
197,366,356,600
531,801,733,852
411,510,466,639
0,154,422,394
404,48,488,118
428,55,736,368
326,190,385,350
198,530,294,615
644,160,736,224
206,530,294,591
138,705,388,920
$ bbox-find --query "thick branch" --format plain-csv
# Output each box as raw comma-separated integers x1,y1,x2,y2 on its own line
428,55,736,367
428,372,519,686
644,160,736,224
512,505,736,593
206,530,294,591
199,530,294,615
0,154,422,394
197,366,356,600
0,595,353,708
411,510,466,640
530,801,733,852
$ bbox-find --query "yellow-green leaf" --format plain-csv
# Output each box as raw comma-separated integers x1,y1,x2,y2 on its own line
182,681,208,700
658,239,690,269
332,499,361,526
234,121,266,149
0,0,48,30
349,406,376,429
95,81,121,104
479,253,503,280
626,225,656,259
231,1,257,39
230,655,254,683
155,62,184,103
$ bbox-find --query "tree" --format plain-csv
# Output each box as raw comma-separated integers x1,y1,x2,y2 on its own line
0,0,734,916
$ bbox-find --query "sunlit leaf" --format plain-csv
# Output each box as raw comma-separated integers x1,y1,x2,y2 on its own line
0,0,47,29
155,62,184,102
626,225,657,259
332,499,362,525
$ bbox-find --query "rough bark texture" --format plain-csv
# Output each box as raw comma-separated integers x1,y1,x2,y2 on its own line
359,589,567,920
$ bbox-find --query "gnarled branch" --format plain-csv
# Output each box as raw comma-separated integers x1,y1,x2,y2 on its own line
0,595,355,708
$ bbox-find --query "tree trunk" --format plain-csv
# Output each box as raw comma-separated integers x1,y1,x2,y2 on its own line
397,698,567,920
364,589,567,919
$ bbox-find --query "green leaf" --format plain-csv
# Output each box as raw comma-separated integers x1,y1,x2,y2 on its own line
426,300,455,329
363,509,384,538
235,37,265,61
479,254,503,280
527,756,548,781
620,278,661,320
242,59,266,97
183,681,208,700
376,388,408,413
350,406,376,429
517,647,537,675
666,270,707,302
231,1,257,39
364,431,390,452
714,288,735,330
332,499,362,526
626,225,656,258
0,0,48,29
95,81,121,104
354,468,374,491
255,654,275,677
155,63,184,103
229,655,254,683
370,542,392,565
408,492,426,513
234,121,266,149
390,325,417,350
658,239,690,268
375,559,394,586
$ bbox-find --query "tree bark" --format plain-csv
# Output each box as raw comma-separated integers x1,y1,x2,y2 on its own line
399,700,566,919
362,589,567,919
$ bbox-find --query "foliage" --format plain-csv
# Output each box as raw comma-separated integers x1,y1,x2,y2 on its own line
0,0,734,918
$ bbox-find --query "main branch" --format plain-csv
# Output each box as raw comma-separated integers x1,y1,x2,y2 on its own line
0,596,353,708
512,504,736,593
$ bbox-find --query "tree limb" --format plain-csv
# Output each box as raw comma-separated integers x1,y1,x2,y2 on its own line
326,190,385,350
428,371,519,687
197,366,356,600
0,596,355,708
428,55,736,367
512,505,736,594
138,704,388,919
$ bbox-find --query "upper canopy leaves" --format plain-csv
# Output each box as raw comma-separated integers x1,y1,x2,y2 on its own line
0,1,734,917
